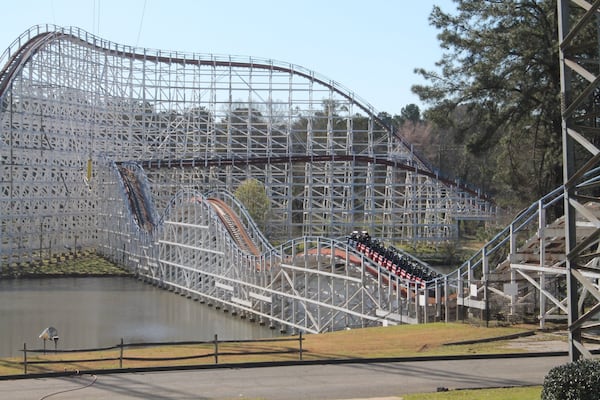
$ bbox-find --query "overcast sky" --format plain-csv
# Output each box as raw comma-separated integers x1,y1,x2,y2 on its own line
1,0,456,115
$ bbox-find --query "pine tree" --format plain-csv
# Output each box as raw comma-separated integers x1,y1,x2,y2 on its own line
413,0,561,207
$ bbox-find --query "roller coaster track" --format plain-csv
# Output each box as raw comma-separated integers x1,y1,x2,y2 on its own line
1,15,597,357
0,25,493,206
117,165,156,232
0,25,498,262
0,28,433,174
0,32,65,96
116,164,263,256
207,197,261,256
140,154,491,202
0,25,500,331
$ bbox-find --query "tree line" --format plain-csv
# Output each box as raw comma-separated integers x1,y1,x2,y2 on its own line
386,0,577,213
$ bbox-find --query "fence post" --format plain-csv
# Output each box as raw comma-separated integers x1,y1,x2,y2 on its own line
23,343,27,374
299,332,303,361
213,334,219,364
119,338,123,369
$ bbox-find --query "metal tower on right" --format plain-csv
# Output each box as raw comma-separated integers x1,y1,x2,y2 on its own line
558,0,600,361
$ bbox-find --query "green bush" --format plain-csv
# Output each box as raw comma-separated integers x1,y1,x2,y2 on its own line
541,358,600,400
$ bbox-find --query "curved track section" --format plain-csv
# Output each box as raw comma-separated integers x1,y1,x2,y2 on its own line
206,197,262,256
0,25,498,330
107,164,434,330
0,25,497,270
146,190,408,332
117,163,158,232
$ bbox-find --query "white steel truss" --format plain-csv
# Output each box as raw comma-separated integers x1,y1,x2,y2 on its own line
148,190,406,332
558,0,600,361
0,25,496,270
0,25,499,329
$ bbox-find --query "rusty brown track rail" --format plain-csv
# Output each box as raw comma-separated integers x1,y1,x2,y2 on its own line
207,197,261,256
137,155,491,202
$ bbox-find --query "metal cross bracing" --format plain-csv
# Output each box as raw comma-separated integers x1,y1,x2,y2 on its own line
557,0,600,361
145,189,410,333
427,187,569,326
420,179,600,350
0,25,497,330
0,25,496,269
138,158,494,243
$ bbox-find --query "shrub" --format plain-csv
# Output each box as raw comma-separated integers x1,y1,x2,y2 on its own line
541,358,600,400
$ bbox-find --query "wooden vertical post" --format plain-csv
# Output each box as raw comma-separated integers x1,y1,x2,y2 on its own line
23,343,27,375
119,338,124,369
214,334,219,364
299,332,303,360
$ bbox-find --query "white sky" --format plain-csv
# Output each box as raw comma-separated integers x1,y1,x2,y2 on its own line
1,0,455,115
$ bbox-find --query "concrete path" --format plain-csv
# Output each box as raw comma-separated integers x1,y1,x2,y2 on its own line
0,355,566,399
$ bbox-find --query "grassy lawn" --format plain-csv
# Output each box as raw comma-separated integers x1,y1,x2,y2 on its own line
298,322,534,359
0,322,537,376
402,386,542,399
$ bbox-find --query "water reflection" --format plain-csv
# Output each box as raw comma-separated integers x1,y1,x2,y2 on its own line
0,277,277,357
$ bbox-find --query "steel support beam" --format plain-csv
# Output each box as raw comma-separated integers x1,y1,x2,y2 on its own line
558,0,600,361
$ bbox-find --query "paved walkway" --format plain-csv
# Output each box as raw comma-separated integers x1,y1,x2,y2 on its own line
0,355,566,399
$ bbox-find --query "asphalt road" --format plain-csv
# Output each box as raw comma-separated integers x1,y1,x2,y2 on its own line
0,355,567,400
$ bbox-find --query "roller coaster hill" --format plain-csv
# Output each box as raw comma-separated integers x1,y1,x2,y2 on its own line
1,25,582,334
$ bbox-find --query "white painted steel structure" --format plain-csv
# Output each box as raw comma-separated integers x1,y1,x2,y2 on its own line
557,0,600,361
0,25,493,331
0,25,495,264
3,23,595,338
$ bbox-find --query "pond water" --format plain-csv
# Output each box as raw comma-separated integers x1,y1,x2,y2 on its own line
0,277,277,357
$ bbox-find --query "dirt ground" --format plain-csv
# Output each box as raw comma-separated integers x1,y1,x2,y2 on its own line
504,330,600,352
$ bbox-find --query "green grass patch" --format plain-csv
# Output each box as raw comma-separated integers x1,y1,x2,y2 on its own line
300,322,533,360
